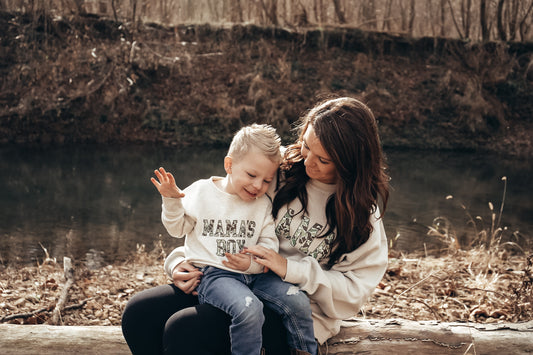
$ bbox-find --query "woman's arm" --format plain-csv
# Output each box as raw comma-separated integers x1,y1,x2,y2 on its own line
249,210,387,320
285,213,388,320
164,246,203,295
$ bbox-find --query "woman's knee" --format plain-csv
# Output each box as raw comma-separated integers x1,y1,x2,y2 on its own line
122,284,197,329
163,304,231,355
122,289,153,325
234,297,265,326
278,291,312,318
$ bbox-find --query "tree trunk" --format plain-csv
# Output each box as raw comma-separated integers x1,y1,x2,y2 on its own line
332,0,346,24
1,319,532,354
518,1,533,41
497,0,507,40
480,0,489,41
440,0,446,37
408,0,416,36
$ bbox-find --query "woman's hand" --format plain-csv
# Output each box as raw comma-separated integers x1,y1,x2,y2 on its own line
243,246,288,279
171,261,203,295
151,167,185,199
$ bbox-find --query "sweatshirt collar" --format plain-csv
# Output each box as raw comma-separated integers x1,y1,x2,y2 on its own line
308,178,337,194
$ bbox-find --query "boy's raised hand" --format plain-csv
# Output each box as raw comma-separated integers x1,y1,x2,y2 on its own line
151,167,185,199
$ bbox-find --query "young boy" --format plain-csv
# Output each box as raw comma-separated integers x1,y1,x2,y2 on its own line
151,124,317,355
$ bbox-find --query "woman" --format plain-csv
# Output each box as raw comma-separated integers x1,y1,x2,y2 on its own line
122,97,390,354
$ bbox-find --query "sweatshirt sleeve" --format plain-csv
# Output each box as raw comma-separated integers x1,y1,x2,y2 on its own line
283,211,388,320
256,210,279,252
245,209,279,274
161,196,196,238
164,246,186,277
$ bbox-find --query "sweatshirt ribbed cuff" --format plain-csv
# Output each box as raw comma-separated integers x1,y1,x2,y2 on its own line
283,258,304,285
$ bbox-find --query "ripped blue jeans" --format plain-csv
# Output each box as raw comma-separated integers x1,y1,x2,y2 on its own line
197,266,317,355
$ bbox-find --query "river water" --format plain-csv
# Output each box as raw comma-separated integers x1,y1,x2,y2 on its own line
1,144,531,266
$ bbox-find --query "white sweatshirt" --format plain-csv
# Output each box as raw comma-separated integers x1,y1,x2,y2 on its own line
161,177,279,275
164,177,388,344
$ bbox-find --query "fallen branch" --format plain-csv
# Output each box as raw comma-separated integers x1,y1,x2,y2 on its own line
0,306,53,323
0,299,91,323
49,257,75,325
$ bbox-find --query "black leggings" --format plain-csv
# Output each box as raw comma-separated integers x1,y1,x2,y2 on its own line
121,284,290,354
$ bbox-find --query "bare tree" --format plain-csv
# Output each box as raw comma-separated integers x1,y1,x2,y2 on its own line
332,0,346,24
312,0,327,24
480,0,489,41
206,0,219,22
259,0,279,25
361,0,377,30
111,0,118,22
508,0,519,40
497,0,505,40
461,0,472,38
382,0,393,31
398,0,408,32
71,0,85,15
440,0,446,37
448,0,464,39
498,0,533,41
408,0,415,35
518,1,533,41
131,0,137,25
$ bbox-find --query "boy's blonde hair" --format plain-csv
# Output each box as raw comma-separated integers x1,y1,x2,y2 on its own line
228,124,281,164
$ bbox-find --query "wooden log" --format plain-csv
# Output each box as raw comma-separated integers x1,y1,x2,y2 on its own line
0,319,532,354
327,319,533,354
0,324,128,354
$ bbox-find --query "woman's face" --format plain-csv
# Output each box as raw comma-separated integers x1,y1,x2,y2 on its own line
301,125,337,184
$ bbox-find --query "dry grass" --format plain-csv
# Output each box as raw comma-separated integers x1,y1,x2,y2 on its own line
366,249,532,323
368,177,532,324
1,239,531,326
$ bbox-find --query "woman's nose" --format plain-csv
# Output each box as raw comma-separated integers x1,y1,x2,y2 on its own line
304,153,315,166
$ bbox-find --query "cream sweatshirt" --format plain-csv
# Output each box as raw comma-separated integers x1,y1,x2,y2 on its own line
161,177,278,275
164,177,388,344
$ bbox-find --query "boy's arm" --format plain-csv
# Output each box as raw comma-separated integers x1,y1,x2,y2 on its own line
161,196,197,237
151,167,196,237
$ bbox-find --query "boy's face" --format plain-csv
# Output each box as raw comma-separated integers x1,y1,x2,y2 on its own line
224,149,279,202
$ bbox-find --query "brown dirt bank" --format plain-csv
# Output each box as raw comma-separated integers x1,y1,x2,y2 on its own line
1,11,532,156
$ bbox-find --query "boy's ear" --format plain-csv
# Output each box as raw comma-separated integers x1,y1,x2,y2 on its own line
224,156,233,174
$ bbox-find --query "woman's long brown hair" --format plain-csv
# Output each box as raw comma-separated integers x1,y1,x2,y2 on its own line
272,97,390,269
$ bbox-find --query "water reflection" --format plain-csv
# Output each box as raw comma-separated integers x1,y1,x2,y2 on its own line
0,145,531,266
386,149,532,253
0,144,226,266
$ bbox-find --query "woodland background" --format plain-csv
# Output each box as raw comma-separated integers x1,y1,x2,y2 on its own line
3,0,533,42
1,1,533,158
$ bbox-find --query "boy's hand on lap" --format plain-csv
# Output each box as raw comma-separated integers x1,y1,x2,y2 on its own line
223,252,251,271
